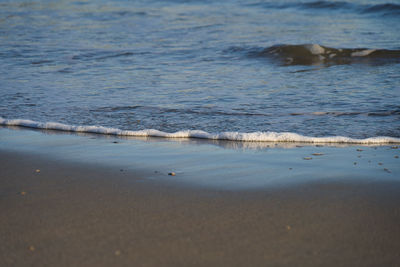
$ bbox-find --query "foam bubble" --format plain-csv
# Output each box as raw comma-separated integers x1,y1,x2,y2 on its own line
305,44,325,55
1,117,400,144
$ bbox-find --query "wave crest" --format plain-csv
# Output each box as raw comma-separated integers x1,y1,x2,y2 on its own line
254,44,400,66
1,117,399,144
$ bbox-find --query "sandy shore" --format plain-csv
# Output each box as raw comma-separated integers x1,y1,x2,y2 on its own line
1,147,400,266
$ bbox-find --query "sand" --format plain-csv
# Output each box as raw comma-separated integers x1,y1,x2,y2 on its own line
1,148,400,267
1,127,400,266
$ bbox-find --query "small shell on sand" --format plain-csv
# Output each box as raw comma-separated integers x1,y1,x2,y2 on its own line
286,225,291,231
21,191,27,195
303,157,312,160
115,250,121,256
28,246,35,251
35,169,40,173
168,172,176,176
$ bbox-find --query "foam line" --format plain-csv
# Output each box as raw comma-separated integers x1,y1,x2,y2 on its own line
1,117,399,144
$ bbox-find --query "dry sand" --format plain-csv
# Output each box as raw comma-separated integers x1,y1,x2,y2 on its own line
1,149,400,267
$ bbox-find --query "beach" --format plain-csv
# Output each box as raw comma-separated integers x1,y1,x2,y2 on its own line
1,0,400,266
1,128,400,266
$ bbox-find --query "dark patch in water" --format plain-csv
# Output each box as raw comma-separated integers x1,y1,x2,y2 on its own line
71,51,135,61
368,110,400,117
302,1,351,9
113,11,147,17
361,3,400,16
31,60,53,65
249,1,400,17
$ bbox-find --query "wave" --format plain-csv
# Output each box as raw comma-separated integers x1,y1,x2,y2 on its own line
251,44,400,66
1,117,399,144
250,1,400,16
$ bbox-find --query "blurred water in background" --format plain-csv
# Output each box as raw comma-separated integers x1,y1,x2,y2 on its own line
1,0,399,138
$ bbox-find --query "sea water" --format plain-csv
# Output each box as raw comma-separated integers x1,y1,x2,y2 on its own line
1,0,400,143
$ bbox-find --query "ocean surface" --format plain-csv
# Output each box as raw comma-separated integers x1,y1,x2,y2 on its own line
1,0,400,143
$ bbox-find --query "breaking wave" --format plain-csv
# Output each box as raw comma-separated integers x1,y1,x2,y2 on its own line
251,44,400,65
1,117,399,144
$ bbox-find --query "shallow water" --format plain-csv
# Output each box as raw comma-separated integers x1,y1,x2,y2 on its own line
1,127,399,189
1,0,399,139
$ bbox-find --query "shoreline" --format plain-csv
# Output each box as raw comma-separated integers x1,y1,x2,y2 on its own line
1,128,400,266
2,118,400,144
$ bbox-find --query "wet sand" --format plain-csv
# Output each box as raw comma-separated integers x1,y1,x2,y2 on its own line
1,149,400,267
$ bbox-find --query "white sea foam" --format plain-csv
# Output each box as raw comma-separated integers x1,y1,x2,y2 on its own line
305,44,325,55
351,49,376,57
1,117,399,144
